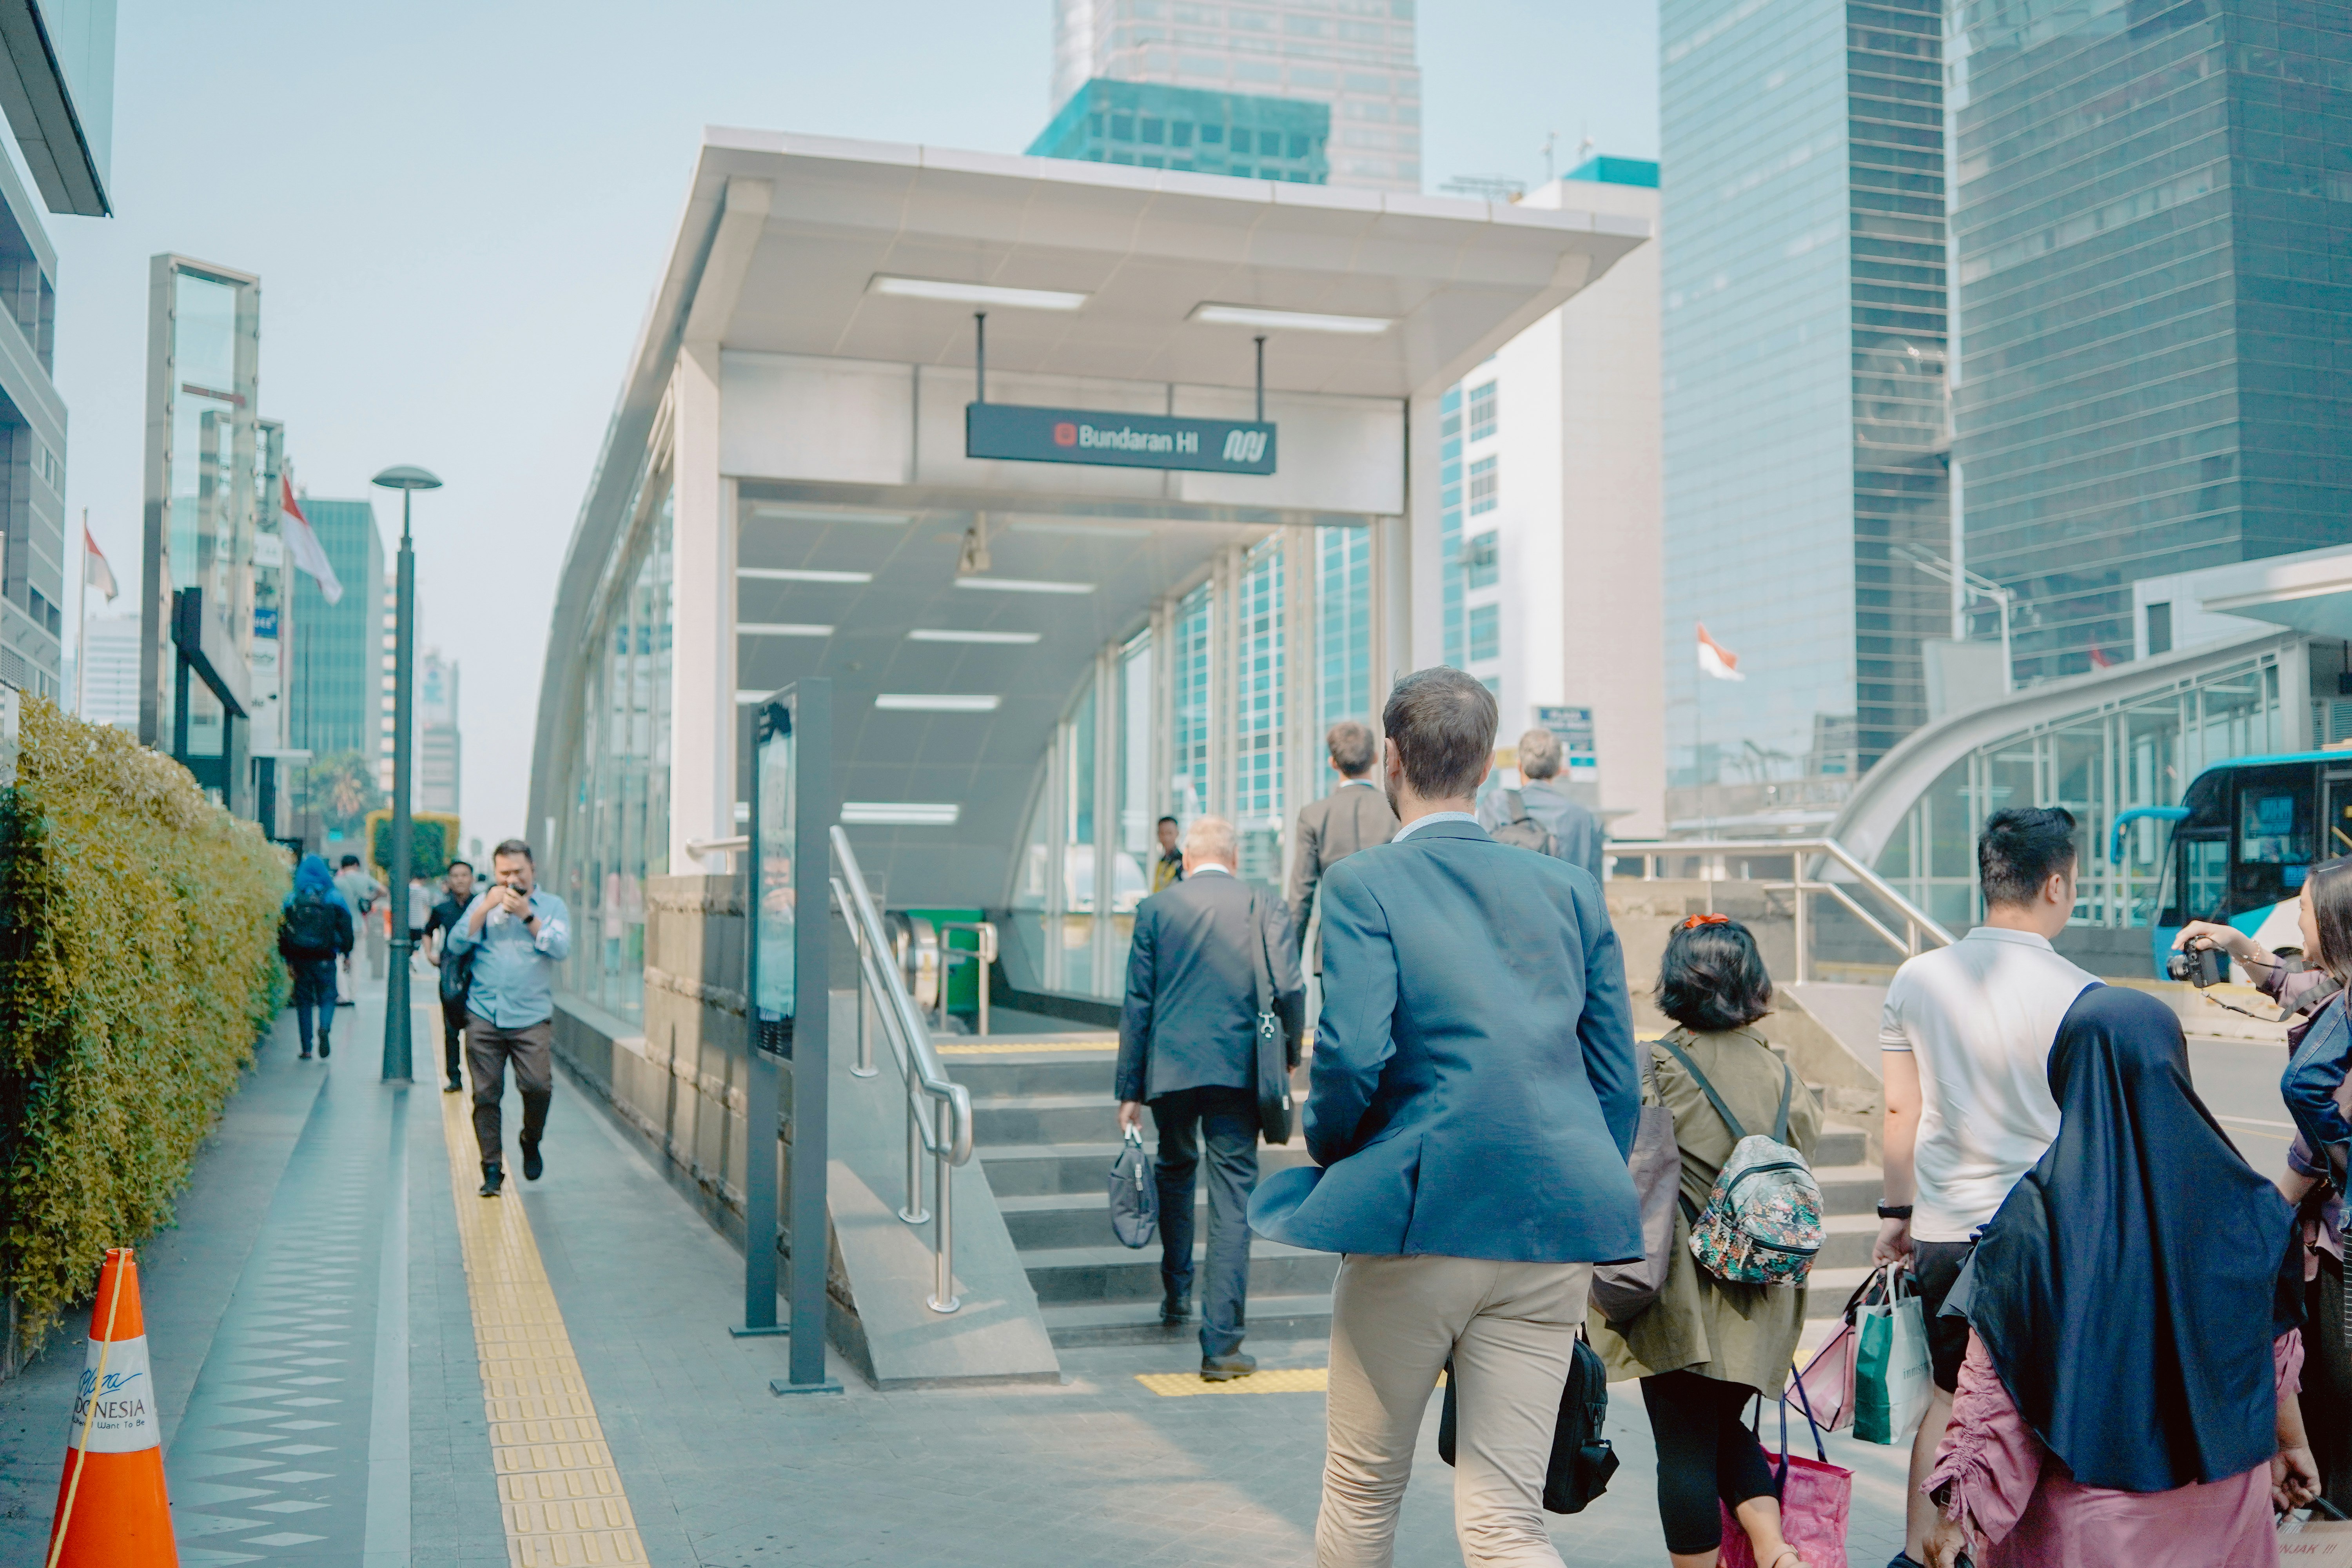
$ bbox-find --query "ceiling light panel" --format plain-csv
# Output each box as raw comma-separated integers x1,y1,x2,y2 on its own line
953,576,1096,595
868,275,1089,312
840,802,962,826
875,694,1002,712
736,567,873,584
739,623,835,637
907,629,1043,644
748,506,912,527
1189,302,1394,335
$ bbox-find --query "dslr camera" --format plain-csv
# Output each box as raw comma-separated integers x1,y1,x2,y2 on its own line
2167,942,2228,988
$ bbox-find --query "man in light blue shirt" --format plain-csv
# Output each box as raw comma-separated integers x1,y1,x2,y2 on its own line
445,838,572,1196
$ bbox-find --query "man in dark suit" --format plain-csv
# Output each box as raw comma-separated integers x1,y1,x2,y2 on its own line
1477,725,1606,884
1116,814,1305,1380
1250,667,1642,1566
1288,720,1399,975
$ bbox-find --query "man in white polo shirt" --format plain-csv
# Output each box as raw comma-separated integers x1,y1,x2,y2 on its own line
1873,806,2098,1568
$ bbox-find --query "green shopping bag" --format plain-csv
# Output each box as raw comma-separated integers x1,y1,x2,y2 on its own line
1851,1263,1930,1445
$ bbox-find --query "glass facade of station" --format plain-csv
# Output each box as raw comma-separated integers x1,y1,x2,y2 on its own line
1951,0,2352,684
1872,646,2292,930
1011,524,1372,1003
1660,0,1948,812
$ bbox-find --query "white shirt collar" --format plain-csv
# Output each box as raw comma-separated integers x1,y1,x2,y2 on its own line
1188,863,1232,877
1392,810,1481,841
1338,777,1378,789
1963,925,2056,951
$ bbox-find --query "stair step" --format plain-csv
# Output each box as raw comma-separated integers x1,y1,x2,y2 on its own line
1812,1123,1867,1167
980,1141,1317,1196
1022,1239,1340,1305
1040,1293,1336,1348
947,1052,1118,1100
973,1093,1142,1147
1811,1163,1884,1216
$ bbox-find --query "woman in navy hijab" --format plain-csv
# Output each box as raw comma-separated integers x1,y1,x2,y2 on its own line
1922,985,2316,1567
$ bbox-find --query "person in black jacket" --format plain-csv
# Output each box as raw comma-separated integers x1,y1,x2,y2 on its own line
280,854,355,1060
1115,814,1305,1379
423,860,478,1094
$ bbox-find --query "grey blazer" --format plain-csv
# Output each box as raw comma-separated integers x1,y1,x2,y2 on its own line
1288,781,1399,971
1115,871,1307,1104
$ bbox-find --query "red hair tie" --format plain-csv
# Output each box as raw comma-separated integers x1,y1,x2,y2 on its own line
1678,912,1730,930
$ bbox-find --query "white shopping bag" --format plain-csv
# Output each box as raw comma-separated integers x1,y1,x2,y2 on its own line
1852,1263,1931,1445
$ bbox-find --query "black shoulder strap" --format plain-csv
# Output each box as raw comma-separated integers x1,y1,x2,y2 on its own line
1656,1034,1750,1143
1245,891,1273,1018
1773,1058,1794,1144
1505,788,1532,826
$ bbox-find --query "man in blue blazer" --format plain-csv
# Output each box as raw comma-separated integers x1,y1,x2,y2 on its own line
1116,814,1306,1379
1250,667,1641,1567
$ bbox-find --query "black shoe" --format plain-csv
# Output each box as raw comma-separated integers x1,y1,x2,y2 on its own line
1200,1351,1256,1382
521,1142,543,1182
1159,1293,1192,1327
299,1049,313,1061
317,1037,331,1058
444,1078,463,1093
335,997,355,1008
479,1165,504,1197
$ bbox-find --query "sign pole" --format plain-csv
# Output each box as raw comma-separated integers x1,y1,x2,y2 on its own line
735,691,784,1338
780,678,834,1393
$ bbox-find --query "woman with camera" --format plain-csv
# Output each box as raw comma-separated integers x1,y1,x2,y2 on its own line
1587,914,1820,1568
2175,856,2352,1511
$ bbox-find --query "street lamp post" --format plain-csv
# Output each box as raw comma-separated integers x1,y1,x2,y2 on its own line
374,464,443,1083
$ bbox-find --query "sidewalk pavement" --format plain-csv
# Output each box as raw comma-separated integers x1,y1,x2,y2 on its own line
0,974,1915,1566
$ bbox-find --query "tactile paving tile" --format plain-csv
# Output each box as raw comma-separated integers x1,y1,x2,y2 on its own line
441,1088,649,1568
1134,1366,1332,1396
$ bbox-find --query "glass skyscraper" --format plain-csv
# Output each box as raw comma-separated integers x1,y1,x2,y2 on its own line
1027,79,1329,182
1952,0,2352,683
286,497,385,763
1660,0,1949,819
1050,0,1419,192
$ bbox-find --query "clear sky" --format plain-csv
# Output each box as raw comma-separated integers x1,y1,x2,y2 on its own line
46,0,1658,841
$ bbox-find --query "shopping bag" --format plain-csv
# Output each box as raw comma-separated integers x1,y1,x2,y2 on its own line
1791,1269,1882,1432
1718,1382,1851,1568
1852,1262,1930,1445
2281,1499,2352,1564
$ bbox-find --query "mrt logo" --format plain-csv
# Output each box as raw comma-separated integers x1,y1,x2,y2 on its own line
1053,422,1078,446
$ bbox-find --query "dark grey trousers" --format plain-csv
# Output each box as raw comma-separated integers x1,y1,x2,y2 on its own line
466,1014,552,1172
1152,1084,1259,1359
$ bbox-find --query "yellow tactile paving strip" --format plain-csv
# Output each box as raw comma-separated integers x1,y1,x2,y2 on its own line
1136,1366,1332,1396
936,1038,1116,1054
439,1089,648,1567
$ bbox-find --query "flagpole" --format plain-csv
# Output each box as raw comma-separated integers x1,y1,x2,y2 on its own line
74,509,87,718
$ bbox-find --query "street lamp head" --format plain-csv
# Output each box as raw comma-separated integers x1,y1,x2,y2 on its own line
372,465,443,492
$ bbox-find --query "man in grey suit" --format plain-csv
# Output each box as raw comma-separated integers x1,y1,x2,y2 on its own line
1116,815,1306,1380
1250,668,1642,1567
1477,725,1606,885
1289,720,1400,973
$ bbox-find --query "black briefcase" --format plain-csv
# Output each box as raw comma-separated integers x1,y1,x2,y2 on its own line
1437,1332,1620,1514
1109,1127,1158,1248
1246,892,1296,1145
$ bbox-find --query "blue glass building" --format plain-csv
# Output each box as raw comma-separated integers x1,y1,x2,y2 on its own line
286,498,386,762
1027,79,1329,183
1952,0,2352,683
1660,0,1950,819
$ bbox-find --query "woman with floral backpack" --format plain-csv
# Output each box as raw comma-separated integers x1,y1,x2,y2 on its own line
1588,914,1824,1568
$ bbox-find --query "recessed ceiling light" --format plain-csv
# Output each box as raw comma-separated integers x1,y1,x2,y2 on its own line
840,802,961,826
736,567,872,584
953,577,1095,595
747,506,912,527
868,275,1089,311
907,628,1043,644
875,694,1002,712
738,623,835,637
1189,302,1394,335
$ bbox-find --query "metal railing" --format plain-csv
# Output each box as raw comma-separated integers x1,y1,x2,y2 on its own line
934,920,997,1035
829,827,974,1314
1606,836,1956,984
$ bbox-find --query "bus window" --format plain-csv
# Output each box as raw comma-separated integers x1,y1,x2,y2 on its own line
2165,835,2227,924
2233,769,2314,908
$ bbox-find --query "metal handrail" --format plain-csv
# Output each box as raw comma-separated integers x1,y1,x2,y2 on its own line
934,920,998,1035
1607,835,1956,983
829,827,973,1313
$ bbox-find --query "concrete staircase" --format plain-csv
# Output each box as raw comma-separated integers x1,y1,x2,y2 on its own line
950,1039,1887,1348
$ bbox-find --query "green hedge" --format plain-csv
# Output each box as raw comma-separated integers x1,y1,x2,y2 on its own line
0,698,288,1344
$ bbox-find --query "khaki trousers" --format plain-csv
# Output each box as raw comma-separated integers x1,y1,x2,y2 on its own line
1318,1253,1593,1568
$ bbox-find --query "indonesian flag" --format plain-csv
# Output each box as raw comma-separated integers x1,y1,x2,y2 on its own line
1697,622,1745,682
282,474,342,605
82,521,116,601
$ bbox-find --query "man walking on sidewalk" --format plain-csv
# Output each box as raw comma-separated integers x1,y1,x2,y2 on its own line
1116,814,1306,1379
446,839,572,1196
1288,720,1398,978
331,854,385,1006
423,859,477,1094
1873,806,2095,1568
1251,667,1642,1567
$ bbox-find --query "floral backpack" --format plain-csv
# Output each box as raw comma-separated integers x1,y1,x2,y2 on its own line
1658,1036,1824,1287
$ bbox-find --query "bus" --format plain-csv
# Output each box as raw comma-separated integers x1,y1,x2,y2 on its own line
2143,750,2352,976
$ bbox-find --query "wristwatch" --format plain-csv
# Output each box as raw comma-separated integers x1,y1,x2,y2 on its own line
1877,1203,1913,1221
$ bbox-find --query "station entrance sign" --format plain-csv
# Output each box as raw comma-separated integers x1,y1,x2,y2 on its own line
967,402,1277,475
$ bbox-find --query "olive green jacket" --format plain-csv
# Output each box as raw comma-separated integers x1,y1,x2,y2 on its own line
1588,1026,1824,1396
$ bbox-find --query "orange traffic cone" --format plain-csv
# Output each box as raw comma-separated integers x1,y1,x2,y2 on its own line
45,1247,178,1568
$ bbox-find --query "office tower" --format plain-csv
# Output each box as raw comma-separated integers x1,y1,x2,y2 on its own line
76,613,140,729
1049,0,1419,192
0,3,114,704
1659,0,1949,826
285,498,386,763
1447,157,1666,837
418,647,460,815
1952,0,2352,682
1028,80,1329,182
